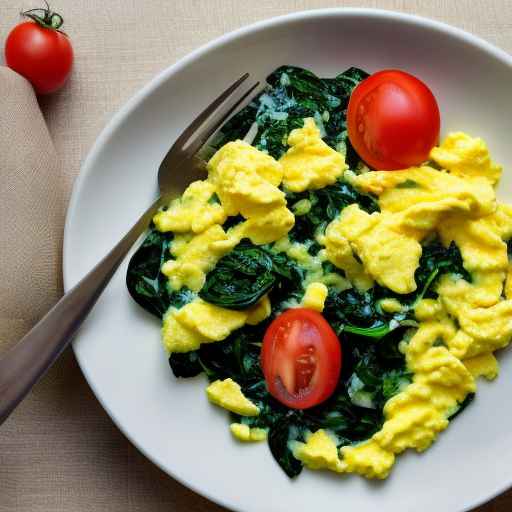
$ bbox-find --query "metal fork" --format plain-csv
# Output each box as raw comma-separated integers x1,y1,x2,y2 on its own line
0,73,259,426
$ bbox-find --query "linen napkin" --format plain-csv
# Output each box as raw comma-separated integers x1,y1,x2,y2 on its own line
0,66,64,350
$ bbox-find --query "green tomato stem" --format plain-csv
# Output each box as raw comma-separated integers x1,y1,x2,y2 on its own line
21,1,65,32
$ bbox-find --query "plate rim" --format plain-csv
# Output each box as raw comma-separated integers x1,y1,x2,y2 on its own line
63,8,512,512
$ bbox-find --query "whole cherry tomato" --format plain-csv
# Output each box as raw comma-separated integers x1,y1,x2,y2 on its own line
5,4,73,94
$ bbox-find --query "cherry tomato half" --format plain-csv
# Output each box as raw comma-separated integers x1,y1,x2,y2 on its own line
347,70,440,170
5,12,73,95
261,308,342,409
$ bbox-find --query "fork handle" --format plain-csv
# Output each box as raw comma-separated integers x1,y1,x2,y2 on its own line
0,196,162,425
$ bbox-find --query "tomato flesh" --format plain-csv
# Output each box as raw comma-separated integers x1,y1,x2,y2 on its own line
261,308,342,409
347,69,440,170
5,21,73,94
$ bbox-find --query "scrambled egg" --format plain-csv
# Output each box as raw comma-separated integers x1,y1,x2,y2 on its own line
340,321,475,478
230,423,267,442
298,132,512,479
280,118,347,192
153,180,226,233
161,225,236,291
325,159,497,293
272,236,351,291
322,220,374,291
379,298,403,314
326,204,423,294
245,295,272,325
162,296,271,353
229,205,295,245
439,278,512,358
463,352,499,380
159,131,301,295
292,430,344,472
158,116,347,295
301,282,328,312
430,132,501,184
155,122,512,481
293,321,476,479
206,378,259,416
208,140,285,217
414,298,444,321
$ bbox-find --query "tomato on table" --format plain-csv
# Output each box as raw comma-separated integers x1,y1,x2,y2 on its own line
5,4,73,94
347,69,440,170
261,308,342,409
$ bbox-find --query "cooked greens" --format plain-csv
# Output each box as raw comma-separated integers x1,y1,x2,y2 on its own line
286,180,379,245
414,240,471,300
199,241,275,310
213,65,369,166
126,65,475,479
128,65,371,317
199,239,304,310
168,320,404,477
375,239,471,308
126,229,195,317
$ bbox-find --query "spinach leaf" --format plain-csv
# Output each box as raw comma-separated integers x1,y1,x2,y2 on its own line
323,239,469,336
303,386,384,441
382,369,412,402
199,240,275,309
339,329,412,412
199,239,304,310
343,323,393,339
373,239,471,307
265,250,305,309
126,228,195,317
352,353,411,409
267,412,305,478
169,323,266,385
414,240,471,301
168,351,202,378
332,239,470,315
286,180,379,243
214,65,369,162
323,287,382,329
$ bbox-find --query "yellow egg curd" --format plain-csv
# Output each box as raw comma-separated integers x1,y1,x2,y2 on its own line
154,122,512,481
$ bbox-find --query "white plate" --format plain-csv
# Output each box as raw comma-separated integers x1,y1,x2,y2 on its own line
64,9,512,512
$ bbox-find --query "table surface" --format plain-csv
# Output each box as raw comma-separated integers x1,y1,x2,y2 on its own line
1,1,511,511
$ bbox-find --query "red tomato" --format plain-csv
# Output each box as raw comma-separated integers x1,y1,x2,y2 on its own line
347,70,440,170
5,13,73,95
261,308,342,409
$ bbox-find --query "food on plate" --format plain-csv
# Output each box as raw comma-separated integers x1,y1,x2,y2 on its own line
127,65,511,480
5,4,73,94
261,308,342,409
347,70,440,170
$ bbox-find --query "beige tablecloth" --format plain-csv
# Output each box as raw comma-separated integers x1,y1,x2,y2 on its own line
1,1,511,510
